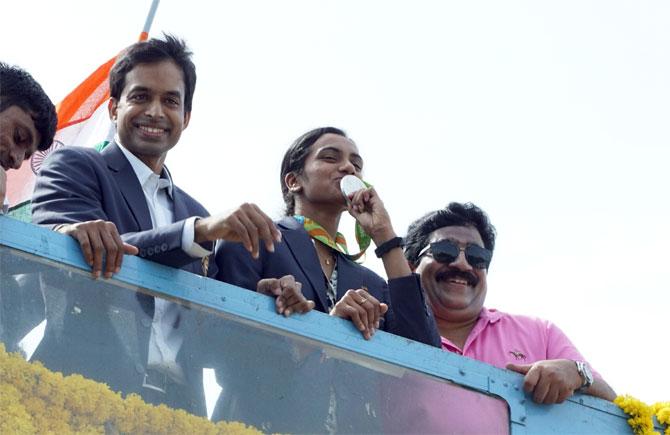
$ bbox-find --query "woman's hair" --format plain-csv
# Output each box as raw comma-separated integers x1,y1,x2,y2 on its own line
279,126,347,216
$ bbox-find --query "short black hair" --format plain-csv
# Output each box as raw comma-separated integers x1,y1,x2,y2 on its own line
109,34,196,112
280,126,347,216
405,202,497,267
0,62,57,152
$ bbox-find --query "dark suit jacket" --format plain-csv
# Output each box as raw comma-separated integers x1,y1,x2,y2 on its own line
209,216,439,431
31,142,214,416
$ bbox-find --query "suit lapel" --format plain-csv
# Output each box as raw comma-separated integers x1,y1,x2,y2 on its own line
102,141,153,231
102,142,154,315
278,217,330,311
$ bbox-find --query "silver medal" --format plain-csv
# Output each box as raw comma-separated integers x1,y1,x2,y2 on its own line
340,175,367,204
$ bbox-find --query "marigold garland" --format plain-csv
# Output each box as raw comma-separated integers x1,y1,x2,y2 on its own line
6,341,668,434
0,344,260,434
615,394,670,435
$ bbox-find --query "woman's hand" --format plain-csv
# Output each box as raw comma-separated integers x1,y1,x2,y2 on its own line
330,288,388,340
346,187,397,244
347,187,412,279
257,275,315,316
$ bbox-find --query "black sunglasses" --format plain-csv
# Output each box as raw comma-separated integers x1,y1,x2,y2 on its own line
418,239,492,269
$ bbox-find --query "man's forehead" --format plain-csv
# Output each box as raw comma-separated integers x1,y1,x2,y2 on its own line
429,225,484,246
0,104,37,125
0,99,29,116
123,60,185,94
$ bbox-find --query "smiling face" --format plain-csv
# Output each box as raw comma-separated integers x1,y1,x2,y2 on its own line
287,133,364,215
109,60,190,173
0,105,40,170
415,225,488,324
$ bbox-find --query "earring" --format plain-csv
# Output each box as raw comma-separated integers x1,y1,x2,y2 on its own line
290,185,302,193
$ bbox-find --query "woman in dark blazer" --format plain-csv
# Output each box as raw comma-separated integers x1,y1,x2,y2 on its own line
210,127,440,432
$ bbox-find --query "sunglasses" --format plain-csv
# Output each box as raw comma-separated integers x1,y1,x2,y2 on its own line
418,239,492,269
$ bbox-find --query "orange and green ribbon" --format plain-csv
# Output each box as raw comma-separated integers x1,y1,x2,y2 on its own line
295,215,371,261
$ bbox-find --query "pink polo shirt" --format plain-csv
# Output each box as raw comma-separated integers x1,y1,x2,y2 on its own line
440,307,600,378
381,308,600,434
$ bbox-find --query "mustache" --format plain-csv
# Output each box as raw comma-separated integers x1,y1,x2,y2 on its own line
435,269,479,286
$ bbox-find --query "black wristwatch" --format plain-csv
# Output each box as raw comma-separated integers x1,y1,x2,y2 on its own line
374,236,404,258
574,360,594,392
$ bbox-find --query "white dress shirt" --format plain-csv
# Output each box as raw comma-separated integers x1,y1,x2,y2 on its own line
117,142,210,384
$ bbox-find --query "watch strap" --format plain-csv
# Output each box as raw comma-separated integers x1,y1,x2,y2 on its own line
374,236,404,258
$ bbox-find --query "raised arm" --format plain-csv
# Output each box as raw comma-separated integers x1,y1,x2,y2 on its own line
345,187,440,346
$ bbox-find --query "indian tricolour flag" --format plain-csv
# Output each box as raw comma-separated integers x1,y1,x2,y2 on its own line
5,57,117,221
6,0,160,221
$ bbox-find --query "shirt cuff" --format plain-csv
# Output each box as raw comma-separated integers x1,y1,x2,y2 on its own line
181,216,212,258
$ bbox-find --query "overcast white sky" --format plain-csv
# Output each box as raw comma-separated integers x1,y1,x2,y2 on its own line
2,0,668,404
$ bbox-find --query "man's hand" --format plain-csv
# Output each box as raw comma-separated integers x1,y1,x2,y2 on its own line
330,288,388,340
0,167,7,209
195,203,281,259
506,359,583,404
57,220,139,279
256,275,315,316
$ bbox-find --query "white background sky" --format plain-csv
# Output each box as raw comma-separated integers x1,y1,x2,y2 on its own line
2,0,668,404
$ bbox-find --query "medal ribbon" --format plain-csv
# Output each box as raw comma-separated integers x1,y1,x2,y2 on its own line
294,215,371,261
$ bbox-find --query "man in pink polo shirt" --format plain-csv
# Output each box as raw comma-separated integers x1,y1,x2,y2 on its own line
404,202,616,404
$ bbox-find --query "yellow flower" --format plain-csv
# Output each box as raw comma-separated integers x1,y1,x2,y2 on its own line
0,384,36,434
651,402,670,435
0,344,261,434
616,394,670,435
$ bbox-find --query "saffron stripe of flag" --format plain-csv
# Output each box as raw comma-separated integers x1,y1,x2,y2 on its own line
56,56,116,131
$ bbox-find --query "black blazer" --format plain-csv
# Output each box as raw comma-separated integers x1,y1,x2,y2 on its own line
31,142,214,416
214,216,439,343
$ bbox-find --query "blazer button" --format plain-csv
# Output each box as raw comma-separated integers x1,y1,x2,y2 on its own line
160,243,168,252
135,363,144,374
147,247,154,256
71,304,83,315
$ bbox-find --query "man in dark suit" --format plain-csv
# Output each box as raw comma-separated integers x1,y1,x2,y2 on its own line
31,35,280,416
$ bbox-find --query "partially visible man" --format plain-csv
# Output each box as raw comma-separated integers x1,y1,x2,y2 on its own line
0,63,57,354
404,202,616,404
0,62,57,212
31,35,280,416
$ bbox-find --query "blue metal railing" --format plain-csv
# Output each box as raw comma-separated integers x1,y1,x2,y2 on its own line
0,215,644,433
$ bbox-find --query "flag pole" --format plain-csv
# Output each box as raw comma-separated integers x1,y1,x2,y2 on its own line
106,0,159,142
139,0,160,41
